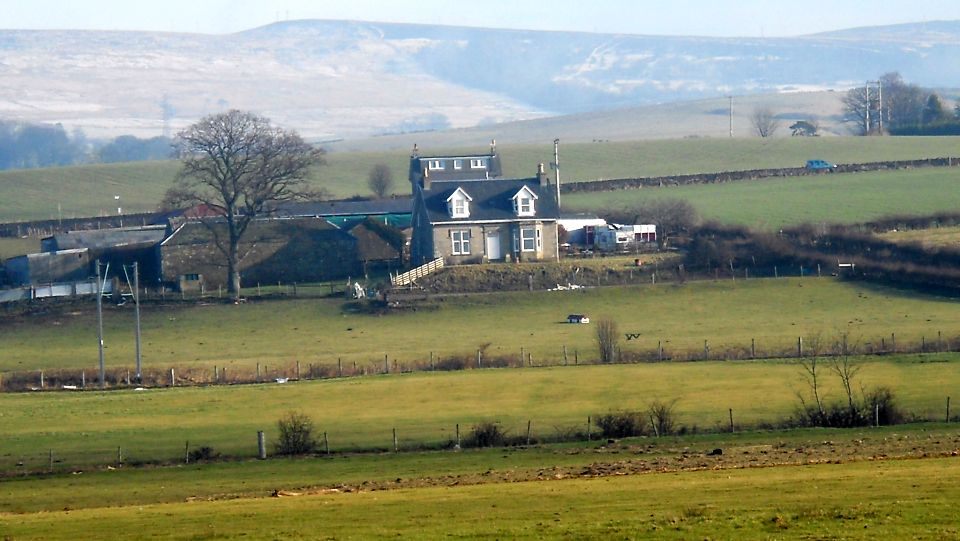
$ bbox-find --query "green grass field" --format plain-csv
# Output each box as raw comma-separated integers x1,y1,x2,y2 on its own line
566,167,960,229
3,354,960,472
3,278,960,373
2,136,959,223
882,225,960,248
0,237,39,260
3,447,959,539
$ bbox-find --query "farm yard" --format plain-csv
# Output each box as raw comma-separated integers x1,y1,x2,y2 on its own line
6,136,960,538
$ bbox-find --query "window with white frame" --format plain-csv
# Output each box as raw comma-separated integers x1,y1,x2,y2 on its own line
518,197,532,214
450,198,467,217
447,188,472,218
451,230,471,255
470,158,485,169
453,159,463,170
520,227,537,252
428,159,444,170
511,186,538,217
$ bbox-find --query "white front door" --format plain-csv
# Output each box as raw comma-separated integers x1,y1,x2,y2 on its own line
486,231,502,260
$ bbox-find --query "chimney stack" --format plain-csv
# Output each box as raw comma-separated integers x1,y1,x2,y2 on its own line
537,162,548,186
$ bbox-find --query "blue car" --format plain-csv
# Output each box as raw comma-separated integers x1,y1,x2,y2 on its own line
806,159,837,171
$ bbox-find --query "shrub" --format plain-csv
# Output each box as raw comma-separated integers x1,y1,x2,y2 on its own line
863,386,904,426
188,446,218,462
274,411,318,455
595,410,647,438
466,421,506,448
649,399,679,436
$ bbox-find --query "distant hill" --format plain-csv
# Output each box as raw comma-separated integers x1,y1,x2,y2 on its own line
2,19,960,141
328,91,850,152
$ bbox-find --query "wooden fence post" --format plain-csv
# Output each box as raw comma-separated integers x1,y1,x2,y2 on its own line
338,358,343,377
324,432,330,455
729,409,734,433
797,336,803,358
586,416,591,441
948,397,952,423
170,368,175,387
751,338,756,359
257,431,266,459
296,361,301,380
393,428,398,452
526,420,532,445
456,423,461,449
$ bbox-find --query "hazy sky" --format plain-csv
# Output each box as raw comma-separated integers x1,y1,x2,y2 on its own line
3,0,960,37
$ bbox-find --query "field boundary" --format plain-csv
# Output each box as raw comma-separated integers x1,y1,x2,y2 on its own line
562,156,960,193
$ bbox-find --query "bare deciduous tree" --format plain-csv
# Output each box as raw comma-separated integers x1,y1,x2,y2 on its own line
842,86,873,135
796,335,826,424
368,163,394,198
165,110,325,301
750,107,780,137
595,318,619,364
831,335,861,416
648,399,678,437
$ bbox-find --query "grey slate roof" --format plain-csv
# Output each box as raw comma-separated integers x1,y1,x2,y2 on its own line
409,153,503,183
44,226,168,251
422,178,559,224
272,197,412,217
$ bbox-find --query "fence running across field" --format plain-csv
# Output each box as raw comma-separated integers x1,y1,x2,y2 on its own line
5,326,960,393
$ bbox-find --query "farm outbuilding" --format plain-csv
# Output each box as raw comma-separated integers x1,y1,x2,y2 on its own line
159,217,361,291
593,224,657,252
4,249,91,286
558,213,607,246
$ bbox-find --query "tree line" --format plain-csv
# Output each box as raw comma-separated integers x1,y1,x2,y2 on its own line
0,119,174,171
843,72,960,135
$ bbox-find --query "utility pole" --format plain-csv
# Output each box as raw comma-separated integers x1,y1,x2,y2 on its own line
553,138,561,262
728,96,733,138
132,262,142,383
865,83,871,134
553,138,561,210
96,260,105,389
867,80,883,134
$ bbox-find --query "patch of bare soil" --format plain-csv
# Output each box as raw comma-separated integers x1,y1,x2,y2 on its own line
268,430,960,499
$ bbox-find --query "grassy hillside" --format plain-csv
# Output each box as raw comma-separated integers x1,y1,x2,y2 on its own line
3,278,960,373
2,137,959,223
566,167,960,229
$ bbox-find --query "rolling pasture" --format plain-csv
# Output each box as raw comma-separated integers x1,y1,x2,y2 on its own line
566,166,960,229
3,355,960,471
3,278,960,373
3,421,960,539
2,136,959,223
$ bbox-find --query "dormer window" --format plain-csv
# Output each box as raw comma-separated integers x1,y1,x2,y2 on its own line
511,186,538,217
446,187,473,218
470,158,485,169
428,159,444,171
